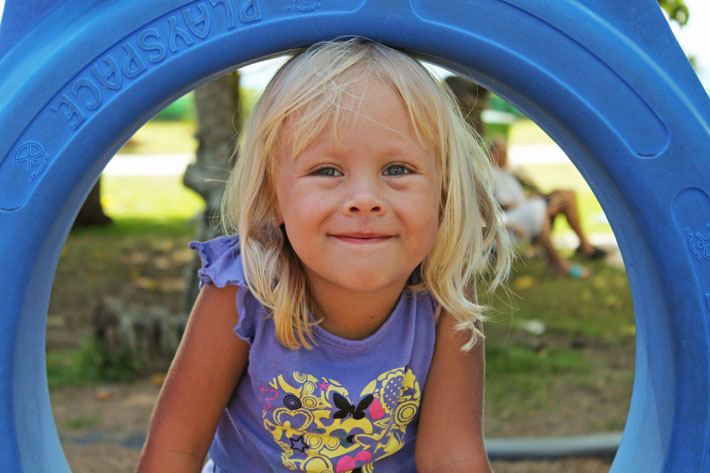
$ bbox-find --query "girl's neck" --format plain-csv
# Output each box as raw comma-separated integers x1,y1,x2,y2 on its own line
308,279,406,341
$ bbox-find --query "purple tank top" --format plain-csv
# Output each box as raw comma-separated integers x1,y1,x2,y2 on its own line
191,235,437,472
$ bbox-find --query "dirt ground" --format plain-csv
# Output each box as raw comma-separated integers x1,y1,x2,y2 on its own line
54,370,620,473
48,229,623,472
53,379,613,472
53,352,622,473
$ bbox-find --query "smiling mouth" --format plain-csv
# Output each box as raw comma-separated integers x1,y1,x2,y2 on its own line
330,233,393,243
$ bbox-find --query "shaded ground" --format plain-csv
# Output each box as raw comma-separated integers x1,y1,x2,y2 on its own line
53,379,613,473
47,221,194,352
49,223,629,473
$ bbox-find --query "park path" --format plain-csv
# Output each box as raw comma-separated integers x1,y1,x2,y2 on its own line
103,144,568,176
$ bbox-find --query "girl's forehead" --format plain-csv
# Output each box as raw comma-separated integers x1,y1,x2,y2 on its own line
277,80,432,154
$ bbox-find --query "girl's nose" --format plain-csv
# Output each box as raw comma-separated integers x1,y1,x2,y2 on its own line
342,181,386,216
345,200,385,215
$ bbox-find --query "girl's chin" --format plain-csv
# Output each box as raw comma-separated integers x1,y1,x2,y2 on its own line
326,274,411,294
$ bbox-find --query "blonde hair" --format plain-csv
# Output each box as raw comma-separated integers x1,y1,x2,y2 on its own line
222,37,512,351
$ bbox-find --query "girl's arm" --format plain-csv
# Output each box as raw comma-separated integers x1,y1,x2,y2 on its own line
415,312,493,473
136,284,250,473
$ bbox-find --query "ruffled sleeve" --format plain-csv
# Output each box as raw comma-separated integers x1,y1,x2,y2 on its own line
189,235,247,289
189,235,258,344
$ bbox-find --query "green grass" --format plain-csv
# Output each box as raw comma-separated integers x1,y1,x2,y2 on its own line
484,343,592,416
481,255,635,424
487,343,590,376
50,172,202,388
508,118,556,146
47,340,142,388
61,415,100,430
485,257,634,341
118,121,197,155
101,175,204,221
70,217,199,239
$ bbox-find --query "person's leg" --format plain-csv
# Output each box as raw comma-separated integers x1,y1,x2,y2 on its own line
537,214,590,278
546,189,604,258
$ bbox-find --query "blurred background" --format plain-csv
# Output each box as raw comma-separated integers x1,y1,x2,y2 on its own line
0,1,705,472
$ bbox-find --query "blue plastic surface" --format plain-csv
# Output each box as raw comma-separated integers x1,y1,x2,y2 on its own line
1,0,709,471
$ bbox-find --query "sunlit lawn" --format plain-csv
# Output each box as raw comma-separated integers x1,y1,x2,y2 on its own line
107,119,202,222
118,121,197,155
102,175,203,221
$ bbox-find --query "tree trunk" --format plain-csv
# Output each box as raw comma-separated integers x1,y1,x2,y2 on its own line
444,75,489,137
183,71,242,310
73,177,112,227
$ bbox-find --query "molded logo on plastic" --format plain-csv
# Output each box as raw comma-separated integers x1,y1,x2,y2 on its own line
13,142,49,181
1,0,376,211
687,225,710,260
673,189,710,315
48,0,264,132
288,0,321,13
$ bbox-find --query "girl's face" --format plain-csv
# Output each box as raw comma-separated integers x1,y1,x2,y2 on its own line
273,79,440,300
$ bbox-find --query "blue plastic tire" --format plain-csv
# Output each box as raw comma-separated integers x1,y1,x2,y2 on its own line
1,1,709,471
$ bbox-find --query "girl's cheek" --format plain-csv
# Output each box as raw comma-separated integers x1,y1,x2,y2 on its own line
304,192,335,212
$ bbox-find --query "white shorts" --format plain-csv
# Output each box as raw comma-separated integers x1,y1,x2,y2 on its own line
503,197,546,241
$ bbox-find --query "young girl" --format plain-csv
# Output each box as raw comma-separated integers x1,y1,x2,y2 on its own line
137,38,512,473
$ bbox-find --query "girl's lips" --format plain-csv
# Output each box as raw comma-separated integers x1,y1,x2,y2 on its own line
330,233,393,243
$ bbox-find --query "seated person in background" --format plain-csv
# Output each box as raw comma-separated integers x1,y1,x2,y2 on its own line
489,137,606,278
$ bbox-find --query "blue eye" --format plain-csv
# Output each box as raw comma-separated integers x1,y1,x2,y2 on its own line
314,167,342,177
384,165,409,176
